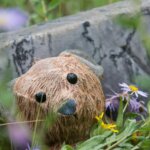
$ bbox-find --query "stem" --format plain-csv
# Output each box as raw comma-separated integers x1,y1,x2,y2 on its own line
32,105,42,147
41,0,48,21
141,118,150,127
123,96,130,113
106,136,128,150
0,120,44,127
116,97,123,128
28,0,45,23
131,143,141,150
100,131,133,150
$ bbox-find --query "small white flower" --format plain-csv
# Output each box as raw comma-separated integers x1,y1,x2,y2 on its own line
119,83,148,98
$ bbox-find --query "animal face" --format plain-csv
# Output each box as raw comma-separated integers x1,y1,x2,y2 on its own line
13,52,105,145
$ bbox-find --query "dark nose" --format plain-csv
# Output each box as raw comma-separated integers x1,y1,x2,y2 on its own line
58,99,76,116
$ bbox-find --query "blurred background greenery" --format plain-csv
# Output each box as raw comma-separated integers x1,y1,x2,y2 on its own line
0,0,121,25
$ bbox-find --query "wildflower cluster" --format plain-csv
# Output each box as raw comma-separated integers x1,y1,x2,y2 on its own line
105,83,148,121
63,82,149,150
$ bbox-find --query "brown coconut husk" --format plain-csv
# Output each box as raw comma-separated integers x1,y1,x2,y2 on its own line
13,52,105,148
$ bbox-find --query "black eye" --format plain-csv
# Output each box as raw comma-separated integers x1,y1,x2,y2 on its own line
67,73,78,84
35,92,46,103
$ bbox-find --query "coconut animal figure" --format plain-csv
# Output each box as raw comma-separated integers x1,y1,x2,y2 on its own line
13,51,105,149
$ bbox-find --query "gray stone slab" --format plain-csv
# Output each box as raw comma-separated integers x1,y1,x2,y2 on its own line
0,0,150,95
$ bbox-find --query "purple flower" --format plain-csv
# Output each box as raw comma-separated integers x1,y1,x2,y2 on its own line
0,8,28,31
105,95,120,111
105,94,147,120
119,83,148,98
105,94,120,121
127,98,147,114
8,123,31,150
27,144,41,150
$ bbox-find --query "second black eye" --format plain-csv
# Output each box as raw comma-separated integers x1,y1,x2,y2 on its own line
67,73,78,84
35,92,46,103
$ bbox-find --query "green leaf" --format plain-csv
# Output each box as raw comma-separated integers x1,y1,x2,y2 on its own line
139,119,150,132
61,144,74,150
77,131,111,150
124,119,138,132
125,112,139,119
147,101,150,115
119,142,134,148
48,0,63,11
105,133,117,147
140,139,150,150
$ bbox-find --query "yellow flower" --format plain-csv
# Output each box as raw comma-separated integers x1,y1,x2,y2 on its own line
132,132,138,142
95,112,104,121
129,85,138,92
95,112,119,133
132,131,142,143
101,122,119,133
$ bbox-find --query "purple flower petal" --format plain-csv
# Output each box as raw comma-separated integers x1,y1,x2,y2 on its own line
0,8,28,31
119,83,129,88
127,98,147,114
137,91,148,97
8,123,31,150
27,144,41,150
105,95,120,121
105,93,147,121
105,95,119,111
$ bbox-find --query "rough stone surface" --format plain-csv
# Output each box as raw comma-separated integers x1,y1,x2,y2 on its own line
0,0,150,95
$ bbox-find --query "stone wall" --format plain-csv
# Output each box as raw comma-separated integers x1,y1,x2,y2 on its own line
0,0,150,94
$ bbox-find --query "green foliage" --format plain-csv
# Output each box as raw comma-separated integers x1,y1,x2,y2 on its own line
142,36,150,57
61,145,74,150
62,99,150,150
0,0,122,25
78,120,138,150
0,126,11,150
115,13,141,29
48,0,63,11
0,68,13,108
45,111,58,130
0,104,11,149
134,75,150,93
